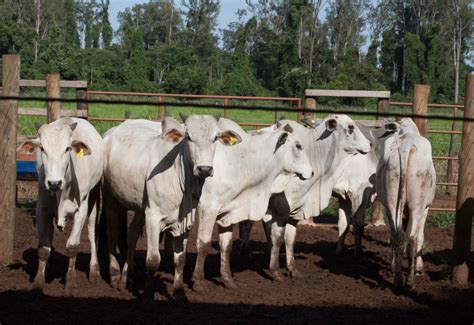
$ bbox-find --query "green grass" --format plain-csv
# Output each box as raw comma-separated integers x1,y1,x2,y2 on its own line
430,211,455,228
17,96,460,194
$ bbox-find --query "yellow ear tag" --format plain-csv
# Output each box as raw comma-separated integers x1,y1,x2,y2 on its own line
76,148,85,158
229,137,237,146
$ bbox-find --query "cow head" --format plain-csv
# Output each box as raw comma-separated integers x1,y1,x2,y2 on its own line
323,115,371,154
274,124,314,180
161,115,242,178
384,117,420,135
18,119,91,191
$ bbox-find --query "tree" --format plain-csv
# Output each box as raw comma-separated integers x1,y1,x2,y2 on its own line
443,0,473,103
64,0,80,48
100,0,113,48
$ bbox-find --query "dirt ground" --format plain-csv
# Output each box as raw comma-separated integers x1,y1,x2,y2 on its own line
0,208,473,324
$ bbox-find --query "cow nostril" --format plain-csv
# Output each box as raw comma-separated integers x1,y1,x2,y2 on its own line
48,180,62,191
197,166,213,178
311,171,314,177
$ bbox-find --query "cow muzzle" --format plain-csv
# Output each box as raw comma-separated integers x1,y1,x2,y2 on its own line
47,180,63,192
296,170,314,180
195,165,214,178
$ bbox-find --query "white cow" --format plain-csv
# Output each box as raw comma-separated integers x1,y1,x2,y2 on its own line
19,117,104,295
103,116,242,299
191,118,314,291
333,122,395,257
259,115,372,280
376,118,436,288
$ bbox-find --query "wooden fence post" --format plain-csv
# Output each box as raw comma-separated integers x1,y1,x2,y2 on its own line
156,96,163,121
412,84,430,136
76,87,88,119
446,107,458,195
377,98,389,120
451,74,474,285
305,97,316,120
46,73,61,123
0,54,20,264
223,98,229,119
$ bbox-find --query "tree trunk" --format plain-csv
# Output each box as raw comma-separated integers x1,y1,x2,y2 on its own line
34,0,42,63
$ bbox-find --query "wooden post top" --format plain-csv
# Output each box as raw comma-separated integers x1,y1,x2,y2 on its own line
305,89,390,99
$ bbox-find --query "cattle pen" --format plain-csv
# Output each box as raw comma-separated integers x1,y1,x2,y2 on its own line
0,54,473,323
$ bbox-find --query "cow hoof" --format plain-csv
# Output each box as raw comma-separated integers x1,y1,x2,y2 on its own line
89,270,100,284
394,275,405,289
64,282,77,297
289,269,303,279
143,280,155,299
110,275,121,289
222,278,238,290
32,276,45,291
118,280,127,291
270,270,285,282
192,279,209,293
172,289,188,305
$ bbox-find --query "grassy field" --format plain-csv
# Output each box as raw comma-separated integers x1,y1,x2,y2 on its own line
17,94,461,189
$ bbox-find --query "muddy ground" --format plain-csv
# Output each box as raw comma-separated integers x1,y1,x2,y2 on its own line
0,207,473,324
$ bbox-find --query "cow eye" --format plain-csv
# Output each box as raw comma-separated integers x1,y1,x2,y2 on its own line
186,134,192,142
348,125,354,135
296,143,303,150
65,147,72,153
213,136,218,142
40,146,45,152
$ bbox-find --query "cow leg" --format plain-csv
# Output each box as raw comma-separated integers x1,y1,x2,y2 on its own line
336,199,351,256
104,193,127,289
65,199,89,296
386,206,405,288
219,225,237,289
120,211,144,291
87,195,100,283
268,217,286,281
415,208,429,275
192,207,218,292
172,233,188,301
33,195,54,292
353,194,370,258
285,218,301,278
144,210,161,299
391,229,405,288
406,207,428,287
239,220,254,256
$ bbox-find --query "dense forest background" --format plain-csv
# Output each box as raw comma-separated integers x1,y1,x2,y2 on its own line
0,0,472,102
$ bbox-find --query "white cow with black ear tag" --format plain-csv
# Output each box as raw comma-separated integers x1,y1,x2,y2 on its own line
18,117,105,295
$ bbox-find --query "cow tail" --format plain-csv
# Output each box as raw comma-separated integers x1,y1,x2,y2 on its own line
394,145,413,245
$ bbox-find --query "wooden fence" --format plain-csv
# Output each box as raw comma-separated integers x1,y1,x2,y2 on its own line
0,55,472,284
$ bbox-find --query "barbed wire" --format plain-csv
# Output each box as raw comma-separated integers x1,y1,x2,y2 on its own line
0,95,472,122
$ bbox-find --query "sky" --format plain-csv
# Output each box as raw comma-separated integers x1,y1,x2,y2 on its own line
109,0,247,33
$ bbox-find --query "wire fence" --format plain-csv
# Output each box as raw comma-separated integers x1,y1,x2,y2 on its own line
2,90,468,213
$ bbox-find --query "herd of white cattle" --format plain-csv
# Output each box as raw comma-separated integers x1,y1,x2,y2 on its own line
18,113,436,299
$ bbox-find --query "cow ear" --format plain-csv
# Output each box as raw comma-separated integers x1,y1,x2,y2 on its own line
162,117,185,142
326,118,337,132
385,122,400,133
69,122,78,132
217,130,242,146
72,141,91,156
17,138,40,154
283,124,293,133
179,113,188,123
274,132,289,153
